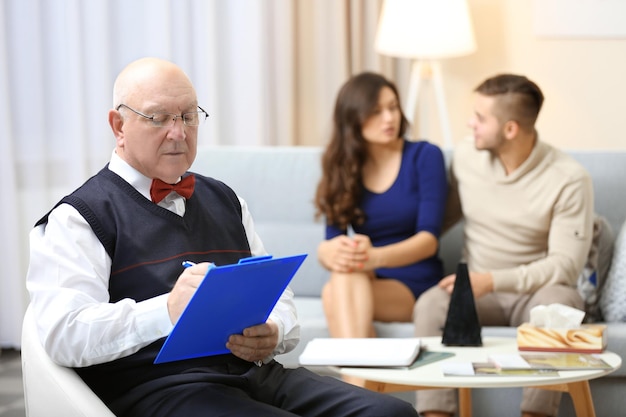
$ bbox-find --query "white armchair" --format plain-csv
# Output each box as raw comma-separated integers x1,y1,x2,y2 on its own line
21,305,116,417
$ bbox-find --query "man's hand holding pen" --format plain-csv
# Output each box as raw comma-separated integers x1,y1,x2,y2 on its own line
167,261,212,324
168,260,279,364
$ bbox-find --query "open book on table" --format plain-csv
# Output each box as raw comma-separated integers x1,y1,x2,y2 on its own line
298,338,424,368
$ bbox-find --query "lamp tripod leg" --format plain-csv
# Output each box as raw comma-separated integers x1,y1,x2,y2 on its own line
405,60,423,125
430,61,453,150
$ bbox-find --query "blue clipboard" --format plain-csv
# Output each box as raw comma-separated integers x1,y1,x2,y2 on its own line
154,253,307,364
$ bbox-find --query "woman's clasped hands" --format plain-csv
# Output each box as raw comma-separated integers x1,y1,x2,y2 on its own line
323,234,376,273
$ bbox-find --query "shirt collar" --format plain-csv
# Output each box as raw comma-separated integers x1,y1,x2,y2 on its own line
107,150,154,201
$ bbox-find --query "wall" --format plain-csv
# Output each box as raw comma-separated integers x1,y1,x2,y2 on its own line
413,0,626,150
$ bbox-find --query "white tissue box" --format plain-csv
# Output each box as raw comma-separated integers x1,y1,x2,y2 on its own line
517,323,607,353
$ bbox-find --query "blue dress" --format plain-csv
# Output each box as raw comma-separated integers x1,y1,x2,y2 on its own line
326,140,447,298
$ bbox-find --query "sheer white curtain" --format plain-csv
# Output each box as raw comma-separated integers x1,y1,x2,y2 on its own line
1,0,216,348
1,0,398,348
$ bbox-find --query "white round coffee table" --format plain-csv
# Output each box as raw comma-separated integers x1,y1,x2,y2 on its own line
339,337,622,417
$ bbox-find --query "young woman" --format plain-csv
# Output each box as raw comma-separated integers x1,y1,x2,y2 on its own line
315,72,448,342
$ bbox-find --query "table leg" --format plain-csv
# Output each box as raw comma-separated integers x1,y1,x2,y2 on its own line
536,380,596,417
458,388,472,417
361,378,596,417
566,381,595,417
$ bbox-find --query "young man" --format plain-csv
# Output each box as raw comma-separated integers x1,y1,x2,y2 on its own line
26,57,417,417
413,74,594,417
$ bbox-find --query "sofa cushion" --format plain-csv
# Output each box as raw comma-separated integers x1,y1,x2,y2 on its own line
578,215,614,322
600,220,626,322
255,222,327,296
191,146,329,297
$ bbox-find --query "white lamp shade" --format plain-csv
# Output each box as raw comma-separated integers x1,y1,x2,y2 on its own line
375,0,477,59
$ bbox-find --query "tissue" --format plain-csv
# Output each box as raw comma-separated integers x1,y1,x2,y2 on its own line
517,304,606,353
529,303,586,329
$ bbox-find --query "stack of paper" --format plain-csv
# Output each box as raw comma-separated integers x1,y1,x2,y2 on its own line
441,362,559,377
518,352,611,370
488,353,612,370
442,352,611,377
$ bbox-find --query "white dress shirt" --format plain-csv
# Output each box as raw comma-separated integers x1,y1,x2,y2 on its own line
26,150,299,367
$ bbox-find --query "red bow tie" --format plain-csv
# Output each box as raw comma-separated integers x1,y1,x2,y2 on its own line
150,175,196,203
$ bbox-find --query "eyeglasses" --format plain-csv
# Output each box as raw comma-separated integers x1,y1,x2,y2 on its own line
116,104,209,127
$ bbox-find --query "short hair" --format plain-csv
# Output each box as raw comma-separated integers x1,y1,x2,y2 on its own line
475,74,544,131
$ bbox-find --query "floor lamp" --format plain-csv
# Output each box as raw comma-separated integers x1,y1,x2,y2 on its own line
375,0,477,149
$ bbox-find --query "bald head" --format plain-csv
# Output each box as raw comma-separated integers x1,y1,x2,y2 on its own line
109,57,200,183
113,58,195,108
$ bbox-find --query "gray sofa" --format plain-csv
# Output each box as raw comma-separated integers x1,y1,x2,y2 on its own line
191,145,625,416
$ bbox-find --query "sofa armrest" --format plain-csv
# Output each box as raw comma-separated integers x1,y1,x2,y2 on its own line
21,306,115,417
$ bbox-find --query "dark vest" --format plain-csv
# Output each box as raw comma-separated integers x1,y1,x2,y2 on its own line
36,167,253,407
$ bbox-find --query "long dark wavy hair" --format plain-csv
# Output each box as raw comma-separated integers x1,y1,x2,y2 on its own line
314,72,409,230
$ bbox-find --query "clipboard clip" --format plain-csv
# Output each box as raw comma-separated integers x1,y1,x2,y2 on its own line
238,255,273,264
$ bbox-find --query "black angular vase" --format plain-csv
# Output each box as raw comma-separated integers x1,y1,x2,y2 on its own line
442,263,482,346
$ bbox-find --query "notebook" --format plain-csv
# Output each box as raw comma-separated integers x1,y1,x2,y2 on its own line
154,253,307,364
298,337,422,368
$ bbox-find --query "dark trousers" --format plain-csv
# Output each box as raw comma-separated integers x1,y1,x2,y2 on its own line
116,359,417,417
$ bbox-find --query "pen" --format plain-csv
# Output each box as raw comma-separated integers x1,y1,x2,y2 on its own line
182,260,216,270
182,261,196,268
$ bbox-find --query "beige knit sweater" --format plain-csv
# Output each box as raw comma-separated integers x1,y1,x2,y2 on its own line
446,138,594,293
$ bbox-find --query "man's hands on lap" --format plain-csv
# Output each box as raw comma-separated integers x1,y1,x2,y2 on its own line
439,270,494,298
227,321,279,363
